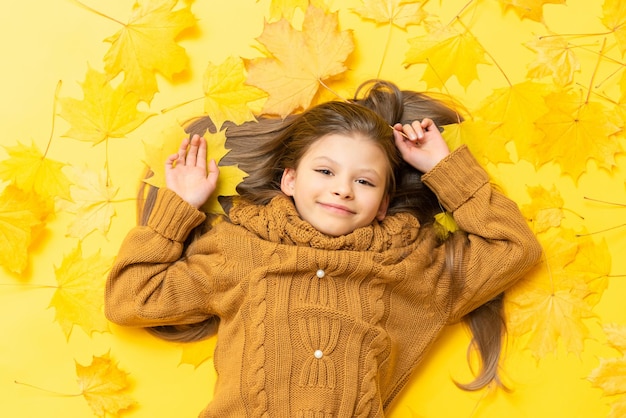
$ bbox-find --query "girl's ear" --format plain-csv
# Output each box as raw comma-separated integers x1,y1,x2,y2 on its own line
280,168,296,196
376,194,390,221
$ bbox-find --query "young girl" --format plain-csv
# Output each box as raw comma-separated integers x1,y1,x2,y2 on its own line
105,80,541,417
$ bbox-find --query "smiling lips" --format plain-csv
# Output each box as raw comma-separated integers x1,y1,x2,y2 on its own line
318,202,355,215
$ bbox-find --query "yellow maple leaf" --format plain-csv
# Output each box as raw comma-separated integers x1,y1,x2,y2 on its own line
245,5,354,117
0,141,71,201
65,167,120,239
144,127,246,215
476,81,551,159
59,67,154,144
404,21,489,89
49,242,113,339
179,336,217,368
0,186,46,274
525,34,580,86
521,185,566,233
531,91,622,182
497,0,566,23
433,211,458,240
353,0,427,29
264,0,309,20
103,0,196,102
588,324,626,418
601,0,626,55
442,119,511,165
506,228,609,358
203,56,267,130
76,352,136,417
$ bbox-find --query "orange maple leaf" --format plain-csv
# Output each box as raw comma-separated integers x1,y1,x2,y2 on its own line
404,21,489,89
103,0,196,102
353,0,427,29
530,91,623,182
203,56,267,130
59,67,154,145
525,34,580,86
0,141,71,202
64,167,120,239
76,352,136,417
49,242,113,339
245,5,354,117
588,324,626,418
497,0,566,23
601,0,626,55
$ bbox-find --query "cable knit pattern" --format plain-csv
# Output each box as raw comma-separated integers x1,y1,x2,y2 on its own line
105,146,542,417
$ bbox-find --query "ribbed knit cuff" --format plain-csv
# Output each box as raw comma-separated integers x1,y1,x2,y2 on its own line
421,145,490,212
147,188,207,242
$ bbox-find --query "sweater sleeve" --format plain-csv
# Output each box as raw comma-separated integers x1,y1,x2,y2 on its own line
421,145,542,322
105,188,215,327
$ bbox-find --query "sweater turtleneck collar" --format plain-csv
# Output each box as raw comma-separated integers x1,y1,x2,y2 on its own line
228,195,421,252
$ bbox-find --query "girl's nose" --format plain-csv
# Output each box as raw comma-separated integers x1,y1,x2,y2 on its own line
332,179,353,199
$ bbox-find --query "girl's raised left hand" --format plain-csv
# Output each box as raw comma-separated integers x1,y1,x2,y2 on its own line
393,119,450,173
165,134,219,209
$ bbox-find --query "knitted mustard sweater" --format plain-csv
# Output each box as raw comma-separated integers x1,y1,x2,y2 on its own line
105,146,541,417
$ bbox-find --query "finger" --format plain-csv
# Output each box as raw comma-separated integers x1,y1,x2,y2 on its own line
207,159,220,185
165,152,179,168
402,123,419,141
195,136,207,169
186,134,201,166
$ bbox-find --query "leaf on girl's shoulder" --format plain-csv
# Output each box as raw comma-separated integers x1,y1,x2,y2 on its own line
103,0,196,102
64,167,119,239
0,140,71,202
434,211,458,239
245,5,354,117
50,242,113,340
588,324,626,418
525,35,580,87
404,20,489,89
352,0,427,29
203,56,267,131
0,186,47,274
76,352,136,417
496,0,566,23
59,67,154,144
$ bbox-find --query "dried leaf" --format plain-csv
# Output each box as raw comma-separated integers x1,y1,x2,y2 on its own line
50,242,113,339
521,185,565,233
404,21,489,89
76,353,136,417
497,0,566,23
59,67,154,144
353,0,427,29
601,0,626,55
246,5,354,117
525,35,580,86
0,141,71,201
103,0,196,102
203,56,267,130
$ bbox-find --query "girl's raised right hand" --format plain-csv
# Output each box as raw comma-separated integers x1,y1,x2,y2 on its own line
165,134,219,209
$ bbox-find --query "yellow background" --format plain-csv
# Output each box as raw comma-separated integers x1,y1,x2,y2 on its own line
1,0,625,417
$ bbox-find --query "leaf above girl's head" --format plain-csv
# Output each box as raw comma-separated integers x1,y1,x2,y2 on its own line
353,0,427,29
497,0,566,23
59,67,154,145
525,35,580,87
103,0,196,103
601,0,626,55
245,5,354,117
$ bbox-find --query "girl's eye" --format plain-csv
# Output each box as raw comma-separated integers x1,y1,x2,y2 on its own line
356,179,375,187
315,169,332,176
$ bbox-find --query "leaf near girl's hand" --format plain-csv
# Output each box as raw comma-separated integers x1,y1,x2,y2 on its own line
353,0,427,29
245,5,354,117
76,352,136,418
525,35,580,87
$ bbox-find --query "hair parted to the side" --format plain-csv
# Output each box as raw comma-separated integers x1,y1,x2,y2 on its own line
139,79,508,391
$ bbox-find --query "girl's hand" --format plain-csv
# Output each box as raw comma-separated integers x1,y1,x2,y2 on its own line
393,119,450,173
165,134,219,209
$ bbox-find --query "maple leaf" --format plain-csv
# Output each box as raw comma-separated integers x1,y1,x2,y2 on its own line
49,242,113,339
65,167,120,239
353,0,427,29
588,324,626,418
245,5,354,117
203,56,267,130
497,0,566,23
442,119,511,165
103,0,196,102
144,127,246,215
0,186,47,274
76,352,136,417
530,91,623,182
59,67,154,144
525,34,580,86
475,81,551,158
404,21,489,89
433,211,458,240
179,336,217,368
264,0,309,20
521,185,566,233
506,228,610,358
601,0,626,56
0,141,71,202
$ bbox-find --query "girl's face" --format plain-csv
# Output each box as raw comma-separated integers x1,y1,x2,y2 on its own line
280,133,390,237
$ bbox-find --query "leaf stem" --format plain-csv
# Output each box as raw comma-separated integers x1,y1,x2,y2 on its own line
161,96,204,114
576,223,626,237
586,37,606,103
43,81,62,158
376,20,393,79
583,196,626,207
68,0,126,26
15,380,82,397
